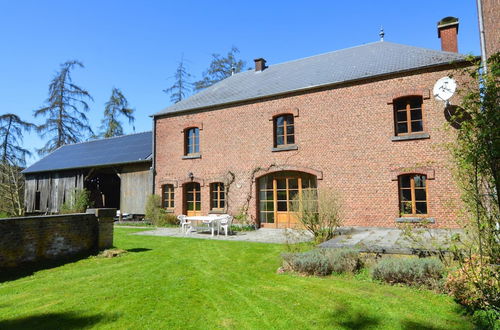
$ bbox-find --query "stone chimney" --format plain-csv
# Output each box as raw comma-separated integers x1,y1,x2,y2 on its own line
437,17,459,52
254,58,266,72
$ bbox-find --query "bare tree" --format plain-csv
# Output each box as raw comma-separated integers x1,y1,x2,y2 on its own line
164,55,193,103
0,113,35,166
100,88,135,138
194,46,245,91
35,60,93,155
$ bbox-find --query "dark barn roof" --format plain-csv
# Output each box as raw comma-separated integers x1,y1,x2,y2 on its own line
23,131,152,174
154,41,468,116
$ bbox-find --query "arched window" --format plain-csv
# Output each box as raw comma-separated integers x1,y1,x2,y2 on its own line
162,184,175,210
185,127,200,155
274,114,295,147
210,182,225,211
398,174,428,216
394,96,424,135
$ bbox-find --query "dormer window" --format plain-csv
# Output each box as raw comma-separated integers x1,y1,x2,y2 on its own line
274,114,295,147
185,127,200,155
394,96,424,136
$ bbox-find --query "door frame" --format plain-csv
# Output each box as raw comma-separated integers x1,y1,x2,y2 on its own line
183,182,202,216
258,172,316,228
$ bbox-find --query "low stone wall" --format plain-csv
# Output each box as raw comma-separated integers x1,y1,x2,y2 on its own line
0,208,115,268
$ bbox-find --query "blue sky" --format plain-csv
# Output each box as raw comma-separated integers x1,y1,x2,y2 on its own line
0,0,480,165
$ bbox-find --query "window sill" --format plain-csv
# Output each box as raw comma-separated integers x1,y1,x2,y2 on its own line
271,145,298,152
391,133,430,141
182,154,201,160
208,210,226,214
395,217,435,224
164,209,174,213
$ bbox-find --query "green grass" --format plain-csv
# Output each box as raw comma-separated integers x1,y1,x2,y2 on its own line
0,228,472,329
0,212,9,218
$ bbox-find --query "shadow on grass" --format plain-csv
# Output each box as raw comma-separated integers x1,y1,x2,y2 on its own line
329,303,381,329
0,311,117,329
0,254,92,283
329,303,463,330
400,320,447,330
126,248,152,253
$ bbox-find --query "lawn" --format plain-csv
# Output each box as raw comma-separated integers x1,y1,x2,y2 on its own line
0,228,472,329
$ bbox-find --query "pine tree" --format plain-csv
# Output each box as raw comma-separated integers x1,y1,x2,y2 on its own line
194,46,245,91
0,113,33,216
34,60,93,155
163,56,192,103
0,113,35,166
100,88,135,138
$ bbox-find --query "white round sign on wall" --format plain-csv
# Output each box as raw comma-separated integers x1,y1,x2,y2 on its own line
433,76,457,102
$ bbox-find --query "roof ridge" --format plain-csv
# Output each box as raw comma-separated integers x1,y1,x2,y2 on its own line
58,131,152,149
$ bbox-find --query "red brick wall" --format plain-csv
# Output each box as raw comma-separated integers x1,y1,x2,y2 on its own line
481,0,500,58
155,66,468,228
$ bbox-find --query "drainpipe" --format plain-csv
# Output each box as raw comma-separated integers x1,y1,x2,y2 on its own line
476,0,488,73
151,117,156,195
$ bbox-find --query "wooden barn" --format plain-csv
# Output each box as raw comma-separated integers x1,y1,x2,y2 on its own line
22,132,152,215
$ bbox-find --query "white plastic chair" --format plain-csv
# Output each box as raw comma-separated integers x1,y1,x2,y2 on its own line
177,215,192,234
218,215,233,237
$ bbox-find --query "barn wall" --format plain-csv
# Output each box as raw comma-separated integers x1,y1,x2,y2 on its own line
120,163,151,214
24,171,85,213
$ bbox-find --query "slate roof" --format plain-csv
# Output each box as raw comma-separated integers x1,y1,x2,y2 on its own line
155,41,468,116
22,131,152,174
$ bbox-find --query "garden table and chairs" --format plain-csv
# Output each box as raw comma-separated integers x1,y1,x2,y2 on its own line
177,214,233,237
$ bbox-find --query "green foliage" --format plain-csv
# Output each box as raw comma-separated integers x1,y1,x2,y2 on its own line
282,248,363,276
100,88,135,138
144,195,178,227
60,189,91,214
447,52,500,315
34,60,93,156
0,163,25,216
472,309,500,330
163,55,192,103
372,257,445,288
194,46,245,91
449,52,500,263
230,224,255,232
290,187,343,242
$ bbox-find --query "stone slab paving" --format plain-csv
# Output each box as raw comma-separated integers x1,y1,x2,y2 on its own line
130,227,314,244
319,226,464,254
124,225,464,254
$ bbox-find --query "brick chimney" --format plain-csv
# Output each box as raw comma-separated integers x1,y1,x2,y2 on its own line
437,17,459,52
254,58,266,72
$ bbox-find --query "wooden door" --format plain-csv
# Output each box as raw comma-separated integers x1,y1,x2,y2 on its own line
185,182,201,216
275,177,300,228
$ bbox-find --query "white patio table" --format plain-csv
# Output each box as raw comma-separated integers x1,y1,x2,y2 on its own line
184,215,224,236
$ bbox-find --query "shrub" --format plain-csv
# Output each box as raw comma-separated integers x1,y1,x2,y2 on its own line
445,255,500,311
372,257,445,288
282,248,362,276
290,188,343,242
144,195,179,227
472,309,500,330
60,188,91,214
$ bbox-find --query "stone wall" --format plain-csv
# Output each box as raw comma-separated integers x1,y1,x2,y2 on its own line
0,208,115,268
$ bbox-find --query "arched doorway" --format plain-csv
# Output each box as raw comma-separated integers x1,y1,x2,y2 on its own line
184,182,201,216
257,171,317,228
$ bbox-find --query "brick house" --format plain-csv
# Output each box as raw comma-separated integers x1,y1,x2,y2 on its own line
152,19,471,229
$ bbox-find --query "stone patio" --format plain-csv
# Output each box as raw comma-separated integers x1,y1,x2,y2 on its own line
123,225,464,254
128,227,314,244
319,226,464,255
